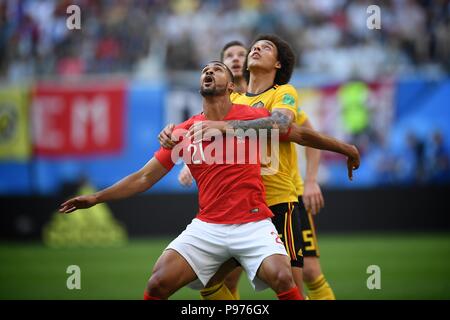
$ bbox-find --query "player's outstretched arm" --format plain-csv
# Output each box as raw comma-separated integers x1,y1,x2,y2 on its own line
288,124,360,180
59,158,169,214
227,109,293,133
186,110,294,141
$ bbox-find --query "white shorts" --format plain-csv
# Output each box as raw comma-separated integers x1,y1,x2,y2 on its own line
165,218,288,291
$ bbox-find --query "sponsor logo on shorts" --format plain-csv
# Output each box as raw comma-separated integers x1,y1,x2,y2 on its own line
270,231,283,244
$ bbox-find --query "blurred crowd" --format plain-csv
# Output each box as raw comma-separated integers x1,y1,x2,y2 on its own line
376,130,450,185
1,0,449,81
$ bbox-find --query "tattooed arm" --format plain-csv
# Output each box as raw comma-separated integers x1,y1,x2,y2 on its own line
186,109,295,140
227,109,294,134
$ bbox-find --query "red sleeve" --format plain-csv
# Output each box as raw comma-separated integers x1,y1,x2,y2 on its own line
153,117,195,171
154,147,175,171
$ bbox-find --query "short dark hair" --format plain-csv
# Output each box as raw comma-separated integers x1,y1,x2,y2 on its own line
243,34,296,85
205,60,235,83
220,40,246,61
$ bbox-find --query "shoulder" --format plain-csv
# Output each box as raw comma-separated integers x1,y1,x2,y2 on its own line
230,92,243,103
176,113,204,130
274,84,298,97
272,84,298,110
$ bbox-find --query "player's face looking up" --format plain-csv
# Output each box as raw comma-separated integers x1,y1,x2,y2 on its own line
222,45,247,78
247,40,281,72
200,62,234,97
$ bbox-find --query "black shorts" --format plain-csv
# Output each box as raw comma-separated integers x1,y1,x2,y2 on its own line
270,202,304,268
298,196,320,257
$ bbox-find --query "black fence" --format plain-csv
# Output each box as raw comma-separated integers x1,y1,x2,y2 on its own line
1,185,450,240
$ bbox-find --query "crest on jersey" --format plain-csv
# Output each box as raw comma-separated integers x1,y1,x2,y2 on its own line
252,101,265,108
282,93,295,106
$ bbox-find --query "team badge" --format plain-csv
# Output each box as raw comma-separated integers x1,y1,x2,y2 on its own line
282,94,295,106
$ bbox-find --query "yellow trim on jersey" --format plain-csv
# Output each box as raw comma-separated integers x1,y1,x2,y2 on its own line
284,211,291,258
288,203,296,260
230,91,240,102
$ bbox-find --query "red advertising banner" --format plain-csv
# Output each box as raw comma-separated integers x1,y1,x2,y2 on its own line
32,82,126,156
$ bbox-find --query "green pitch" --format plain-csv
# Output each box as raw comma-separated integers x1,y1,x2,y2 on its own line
1,233,449,300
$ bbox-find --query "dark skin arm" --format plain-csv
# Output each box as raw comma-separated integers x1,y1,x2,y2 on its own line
186,109,294,141
301,119,324,215
227,109,293,133
157,111,359,180
186,121,359,180
287,124,360,180
59,158,169,213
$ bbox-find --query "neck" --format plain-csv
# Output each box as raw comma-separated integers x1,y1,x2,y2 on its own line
247,68,276,94
203,94,233,120
233,76,247,94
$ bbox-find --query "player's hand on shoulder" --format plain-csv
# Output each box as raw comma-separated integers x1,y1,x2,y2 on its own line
59,194,98,214
158,123,176,149
178,165,193,187
347,145,360,181
303,180,324,215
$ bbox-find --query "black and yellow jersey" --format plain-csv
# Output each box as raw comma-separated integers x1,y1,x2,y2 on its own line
230,84,308,206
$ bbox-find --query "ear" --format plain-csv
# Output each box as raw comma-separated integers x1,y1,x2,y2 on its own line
228,81,235,93
275,61,281,69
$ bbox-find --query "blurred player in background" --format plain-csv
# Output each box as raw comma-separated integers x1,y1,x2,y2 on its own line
159,35,336,300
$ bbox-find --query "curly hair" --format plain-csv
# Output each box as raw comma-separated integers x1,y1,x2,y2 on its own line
243,34,296,85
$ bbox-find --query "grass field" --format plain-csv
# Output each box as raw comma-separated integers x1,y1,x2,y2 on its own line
1,233,450,300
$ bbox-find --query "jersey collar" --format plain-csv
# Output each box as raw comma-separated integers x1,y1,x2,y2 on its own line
245,85,277,97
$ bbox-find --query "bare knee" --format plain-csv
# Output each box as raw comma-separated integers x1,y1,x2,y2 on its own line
224,268,242,293
303,257,322,283
224,278,238,293
273,268,296,293
146,272,171,299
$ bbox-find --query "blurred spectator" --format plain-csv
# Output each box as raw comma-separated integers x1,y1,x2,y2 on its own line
0,0,448,80
427,130,450,182
406,132,427,183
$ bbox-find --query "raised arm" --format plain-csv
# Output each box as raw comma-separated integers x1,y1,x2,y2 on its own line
288,124,360,180
59,157,169,214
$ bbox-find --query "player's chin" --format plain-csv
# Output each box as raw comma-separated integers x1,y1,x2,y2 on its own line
247,58,260,66
200,87,215,96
